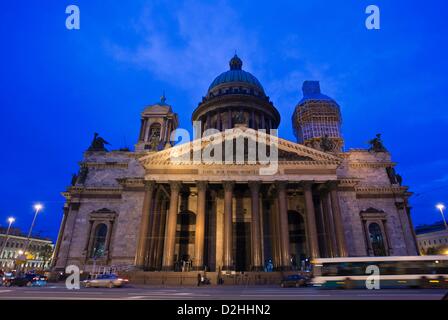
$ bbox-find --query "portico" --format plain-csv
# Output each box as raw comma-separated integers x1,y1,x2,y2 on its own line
135,179,348,272
134,130,348,272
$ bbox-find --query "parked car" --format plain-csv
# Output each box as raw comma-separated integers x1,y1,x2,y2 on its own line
280,274,309,288
3,273,47,287
30,275,48,287
1,272,15,287
0,270,4,286
83,274,128,288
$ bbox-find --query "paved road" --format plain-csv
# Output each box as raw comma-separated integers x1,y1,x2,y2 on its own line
0,284,446,300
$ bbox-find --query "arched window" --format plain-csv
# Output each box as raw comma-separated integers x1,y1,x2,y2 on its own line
368,223,387,256
91,223,108,258
149,123,161,140
148,123,162,150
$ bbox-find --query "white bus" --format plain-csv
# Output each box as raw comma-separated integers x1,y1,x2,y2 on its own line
311,256,448,289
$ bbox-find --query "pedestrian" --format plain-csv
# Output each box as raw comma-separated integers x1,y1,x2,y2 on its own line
197,273,201,287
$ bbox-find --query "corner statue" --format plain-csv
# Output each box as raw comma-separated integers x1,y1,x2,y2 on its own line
320,134,335,152
368,133,387,152
87,133,110,152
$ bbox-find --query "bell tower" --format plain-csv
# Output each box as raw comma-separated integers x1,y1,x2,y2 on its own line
292,81,343,152
135,94,179,152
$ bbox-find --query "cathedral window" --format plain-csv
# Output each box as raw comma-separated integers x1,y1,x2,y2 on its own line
149,123,161,141
368,223,387,256
360,208,390,256
85,208,117,261
91,223,108,258
148,123,162,150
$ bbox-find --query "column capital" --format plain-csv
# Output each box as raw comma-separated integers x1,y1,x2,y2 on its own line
144,180,156,191
275,181,288,191
302,181,313,191
223,181,235,192
327,180,340,190
248,181,261,193
196,181,208,192
169,181,182,192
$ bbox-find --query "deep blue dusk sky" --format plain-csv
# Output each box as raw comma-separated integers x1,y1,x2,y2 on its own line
0,1,447,241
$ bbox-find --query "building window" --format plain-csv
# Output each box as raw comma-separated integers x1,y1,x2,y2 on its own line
148,123,162,150
368,223,387,256
360,208,390,256
91,223,108,258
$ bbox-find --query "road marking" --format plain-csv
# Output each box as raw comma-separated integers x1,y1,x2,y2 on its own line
0,297,125,300
24,291,105,295
240,294,331,298
126,292,210,296
128,295,195,300
356,293,443,298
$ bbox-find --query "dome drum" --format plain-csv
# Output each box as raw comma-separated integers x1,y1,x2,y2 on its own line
192,55,280,134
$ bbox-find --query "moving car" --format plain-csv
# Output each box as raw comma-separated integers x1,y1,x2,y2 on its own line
2,273,47,287
280,274,308,288
83,274,129,288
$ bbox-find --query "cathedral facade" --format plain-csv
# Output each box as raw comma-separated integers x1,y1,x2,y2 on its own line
53,55,418,274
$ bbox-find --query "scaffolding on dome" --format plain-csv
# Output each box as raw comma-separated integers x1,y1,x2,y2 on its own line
293,100,343,152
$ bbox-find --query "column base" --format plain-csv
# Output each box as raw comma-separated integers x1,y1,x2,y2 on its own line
275,266,293,272
134,265,145,271
192,266,205,271
251,266,264,272
145,267,160,272
161,266,175,271
221,266,234,271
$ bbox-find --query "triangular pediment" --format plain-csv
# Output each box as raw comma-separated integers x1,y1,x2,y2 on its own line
139,127,342,168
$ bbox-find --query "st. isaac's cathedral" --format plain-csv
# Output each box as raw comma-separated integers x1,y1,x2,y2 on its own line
53,55,418,280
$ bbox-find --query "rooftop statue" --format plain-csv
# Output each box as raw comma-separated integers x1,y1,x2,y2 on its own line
368,133,387,152
320,134,335,152
70,173,78,186
87,132,110,152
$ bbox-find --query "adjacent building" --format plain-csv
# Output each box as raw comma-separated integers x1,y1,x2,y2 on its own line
416,222,448,255
0,227,54,270
52,55,418,275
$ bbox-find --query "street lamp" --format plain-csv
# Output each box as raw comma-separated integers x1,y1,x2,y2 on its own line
0,216,15,262
24,203,43,252
18,203,43,274
436,203,448,230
